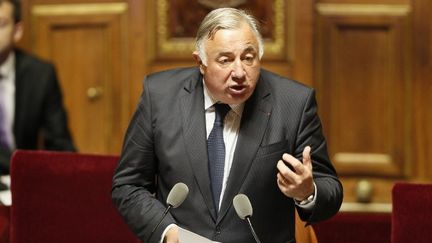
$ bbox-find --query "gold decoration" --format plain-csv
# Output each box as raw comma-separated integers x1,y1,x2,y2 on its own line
356,179,373,203
340,202,391,213
198,0,247,9
157,0,286,59
32,3,127,15
334,153,391,164
316,3,411,16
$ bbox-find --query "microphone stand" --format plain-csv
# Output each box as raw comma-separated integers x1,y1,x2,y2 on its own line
246,216,262,243
146,204,172,242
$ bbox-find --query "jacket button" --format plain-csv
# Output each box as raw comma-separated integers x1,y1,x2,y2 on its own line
215,226,221,234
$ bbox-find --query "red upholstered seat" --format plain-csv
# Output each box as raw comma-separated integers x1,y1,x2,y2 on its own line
392,183,432,243
0,205,9,243
313,212,391,243
10,150,139,243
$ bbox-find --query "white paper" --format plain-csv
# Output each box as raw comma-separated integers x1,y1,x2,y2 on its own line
178,227,221,243
0,175,11,206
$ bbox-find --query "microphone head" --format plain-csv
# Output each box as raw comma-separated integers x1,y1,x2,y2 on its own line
233,194,253,219
166,182,189,208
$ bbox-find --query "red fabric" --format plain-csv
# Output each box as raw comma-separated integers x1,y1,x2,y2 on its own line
10,150,139,243
392,183,432,243
313,212,391,243
0,205,9,243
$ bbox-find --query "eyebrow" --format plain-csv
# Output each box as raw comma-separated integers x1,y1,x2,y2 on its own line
217,46,258,57
244,46,257,53
217,52,233,57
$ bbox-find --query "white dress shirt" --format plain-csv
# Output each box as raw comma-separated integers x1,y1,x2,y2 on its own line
0,52,16,150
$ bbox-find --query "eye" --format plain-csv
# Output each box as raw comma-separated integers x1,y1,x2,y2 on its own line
217,57,232,65
242,54,256,65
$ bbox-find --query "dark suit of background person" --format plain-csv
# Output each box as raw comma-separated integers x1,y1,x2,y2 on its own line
112,8,342,243
0,0,75,178
0,49,76,175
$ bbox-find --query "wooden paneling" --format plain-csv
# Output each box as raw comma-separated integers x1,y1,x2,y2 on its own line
18,0,432,208
412,0,432,180
316,3,412,203
31,3,129,154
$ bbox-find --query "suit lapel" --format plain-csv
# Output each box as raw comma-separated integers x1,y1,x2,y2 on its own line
217,75,272,223
180,72,218,221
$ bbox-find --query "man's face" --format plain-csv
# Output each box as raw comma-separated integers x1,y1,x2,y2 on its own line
198,23,261,105
0,1,20,62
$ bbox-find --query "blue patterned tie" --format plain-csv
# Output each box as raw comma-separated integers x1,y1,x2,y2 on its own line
208,103,230,213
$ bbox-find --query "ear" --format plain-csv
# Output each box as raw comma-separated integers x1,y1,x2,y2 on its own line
192,51,205,74
13,22,24,43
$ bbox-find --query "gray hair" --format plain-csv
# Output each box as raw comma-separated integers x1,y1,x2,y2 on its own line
195,8,264,65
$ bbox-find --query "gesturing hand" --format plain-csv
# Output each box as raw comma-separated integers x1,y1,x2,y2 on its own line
276,146,314,201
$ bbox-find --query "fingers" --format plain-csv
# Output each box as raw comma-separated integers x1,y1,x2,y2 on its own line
276,146,313,184
276,146,314,199
277,172,293,190
164,225,179,243
281,153,305,174
276,160,297,184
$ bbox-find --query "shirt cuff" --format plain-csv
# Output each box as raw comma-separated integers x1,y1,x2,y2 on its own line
294,182,317,210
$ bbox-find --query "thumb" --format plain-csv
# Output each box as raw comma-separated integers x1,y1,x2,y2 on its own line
303,146,312,170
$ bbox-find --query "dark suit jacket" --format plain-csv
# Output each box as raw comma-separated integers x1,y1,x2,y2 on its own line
112,67,343,243
0,49,75,174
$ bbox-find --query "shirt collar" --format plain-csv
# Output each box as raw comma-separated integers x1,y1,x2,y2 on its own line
202,79,244,116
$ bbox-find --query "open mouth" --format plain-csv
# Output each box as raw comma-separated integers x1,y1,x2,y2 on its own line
229,85,247,94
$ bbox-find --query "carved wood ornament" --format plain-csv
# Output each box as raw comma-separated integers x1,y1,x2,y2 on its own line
198,0,247,9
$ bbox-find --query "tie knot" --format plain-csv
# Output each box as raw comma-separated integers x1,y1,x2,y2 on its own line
214,103,230,124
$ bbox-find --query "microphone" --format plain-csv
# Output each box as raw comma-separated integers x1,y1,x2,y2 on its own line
166,182,189,208
233,194,262,243
146,182,189,242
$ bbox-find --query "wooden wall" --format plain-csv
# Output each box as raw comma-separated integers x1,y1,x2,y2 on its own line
315,0,411,211
19,0,147,154
18,0,432,210
314,0,431,212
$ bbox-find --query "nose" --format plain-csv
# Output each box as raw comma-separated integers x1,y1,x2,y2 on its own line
231,59,246,80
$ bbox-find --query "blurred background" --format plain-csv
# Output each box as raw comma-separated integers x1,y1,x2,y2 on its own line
16,0,431,211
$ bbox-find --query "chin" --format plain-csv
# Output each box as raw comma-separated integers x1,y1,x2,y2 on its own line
227,94,251,104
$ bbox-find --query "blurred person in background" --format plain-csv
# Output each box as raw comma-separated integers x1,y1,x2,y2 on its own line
0,0,75,191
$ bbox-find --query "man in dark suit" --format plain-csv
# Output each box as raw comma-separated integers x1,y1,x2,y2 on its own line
0,0,75,177
112,8,343,243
